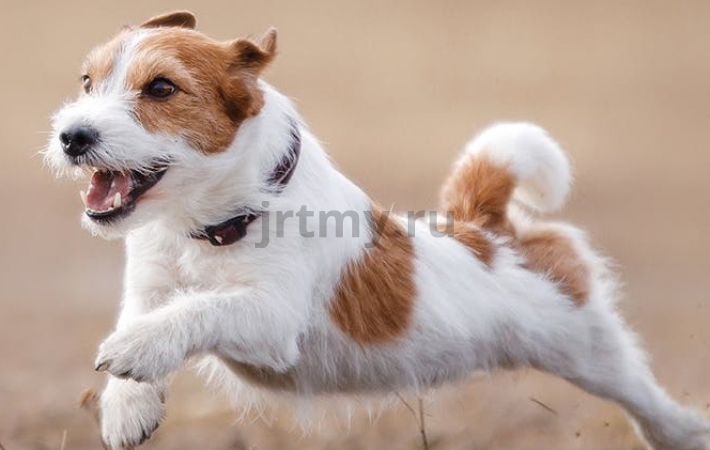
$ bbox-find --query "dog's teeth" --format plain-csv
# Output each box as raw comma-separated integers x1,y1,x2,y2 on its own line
113,192,122,209
80,190,88,207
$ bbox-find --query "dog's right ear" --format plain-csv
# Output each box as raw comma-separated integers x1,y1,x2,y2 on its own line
140,11,197,30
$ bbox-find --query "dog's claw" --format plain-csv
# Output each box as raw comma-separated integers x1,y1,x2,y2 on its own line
94,318,184,383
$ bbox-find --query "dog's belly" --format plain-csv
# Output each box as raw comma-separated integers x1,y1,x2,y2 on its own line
220,356,463,394
221,357,300,391
217,330,481,395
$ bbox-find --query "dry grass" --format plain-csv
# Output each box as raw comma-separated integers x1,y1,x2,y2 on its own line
77,389,101,426
529,397,559,417
396,393,430,450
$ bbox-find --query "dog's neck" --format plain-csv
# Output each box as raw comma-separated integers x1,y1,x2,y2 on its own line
191,118,301,246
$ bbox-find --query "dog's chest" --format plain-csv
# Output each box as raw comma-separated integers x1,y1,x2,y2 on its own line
172,242,260,289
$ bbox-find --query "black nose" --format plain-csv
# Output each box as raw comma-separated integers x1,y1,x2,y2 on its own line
59,125,99,157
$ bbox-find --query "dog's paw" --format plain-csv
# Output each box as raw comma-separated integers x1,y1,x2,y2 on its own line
638,407,710,450
100,379,165,450
95,317,184,383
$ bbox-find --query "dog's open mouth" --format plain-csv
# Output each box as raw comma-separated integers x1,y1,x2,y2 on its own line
80,166,168,222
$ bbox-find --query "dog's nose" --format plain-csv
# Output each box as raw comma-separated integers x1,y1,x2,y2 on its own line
60,125,99,157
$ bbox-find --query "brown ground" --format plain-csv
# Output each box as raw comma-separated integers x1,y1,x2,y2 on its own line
1,1,709,449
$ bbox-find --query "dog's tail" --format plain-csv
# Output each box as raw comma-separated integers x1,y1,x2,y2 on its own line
440,122,571,232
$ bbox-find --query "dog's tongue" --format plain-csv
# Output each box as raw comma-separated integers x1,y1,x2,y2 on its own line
86,171,131,211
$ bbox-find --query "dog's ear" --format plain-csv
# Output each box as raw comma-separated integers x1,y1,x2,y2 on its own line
140,11,197,30
230,28,278,73
220,29,277,121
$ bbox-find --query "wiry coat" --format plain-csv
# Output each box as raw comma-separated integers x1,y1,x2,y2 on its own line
45,11,710,450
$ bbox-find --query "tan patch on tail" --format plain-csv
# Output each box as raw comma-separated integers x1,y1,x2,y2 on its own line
440,156,516,235
453,225,495,267
329,205,416,344
438,222,495,267
520,229,590,305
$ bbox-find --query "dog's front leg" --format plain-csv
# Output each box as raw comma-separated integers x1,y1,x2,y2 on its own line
99,310,168,449
97,310,169,449
99,377,166,450
95,286,303,384
98,236,176,449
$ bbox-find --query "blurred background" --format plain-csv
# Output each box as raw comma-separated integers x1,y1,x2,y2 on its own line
1,1,709,449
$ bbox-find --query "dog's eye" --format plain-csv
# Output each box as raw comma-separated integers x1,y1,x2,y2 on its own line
143,78,178,99
81,75,92,93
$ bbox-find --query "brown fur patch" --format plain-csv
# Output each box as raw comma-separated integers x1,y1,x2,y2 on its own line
440,156,516,235
127,30,246,154
81,25,276,154
520,229,590,305
450,223,496,267
128,29,272,154
329,205,416,344
435,221,495,266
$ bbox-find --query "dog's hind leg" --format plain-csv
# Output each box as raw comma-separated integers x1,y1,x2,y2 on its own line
532,303,710,450
511,224,710,449
443,123,709,449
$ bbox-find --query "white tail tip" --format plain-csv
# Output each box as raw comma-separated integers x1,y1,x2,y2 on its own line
464,122,572,212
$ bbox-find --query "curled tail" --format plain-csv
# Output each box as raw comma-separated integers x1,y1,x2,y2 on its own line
442,123,591,306
441,122,571,232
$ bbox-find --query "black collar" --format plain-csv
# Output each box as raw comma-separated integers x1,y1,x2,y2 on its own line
192,123,301,247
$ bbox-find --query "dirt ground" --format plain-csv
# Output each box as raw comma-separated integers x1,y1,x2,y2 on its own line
1,1,709,449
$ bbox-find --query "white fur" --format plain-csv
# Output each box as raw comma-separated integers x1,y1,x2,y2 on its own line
99,378,165,450
45,36,708,450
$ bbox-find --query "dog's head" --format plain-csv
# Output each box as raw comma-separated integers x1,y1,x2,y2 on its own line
45,11,277,237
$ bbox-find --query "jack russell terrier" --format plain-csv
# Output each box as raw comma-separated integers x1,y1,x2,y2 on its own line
45,11,709,450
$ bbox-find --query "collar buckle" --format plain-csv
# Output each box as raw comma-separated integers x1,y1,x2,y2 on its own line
203,213,259,246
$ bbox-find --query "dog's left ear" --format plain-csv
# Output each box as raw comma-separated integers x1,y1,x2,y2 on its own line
230,28,278,73
221,28,278,121
140,11,197,30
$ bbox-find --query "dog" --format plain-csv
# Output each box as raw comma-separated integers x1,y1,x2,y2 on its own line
45,11,709,450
